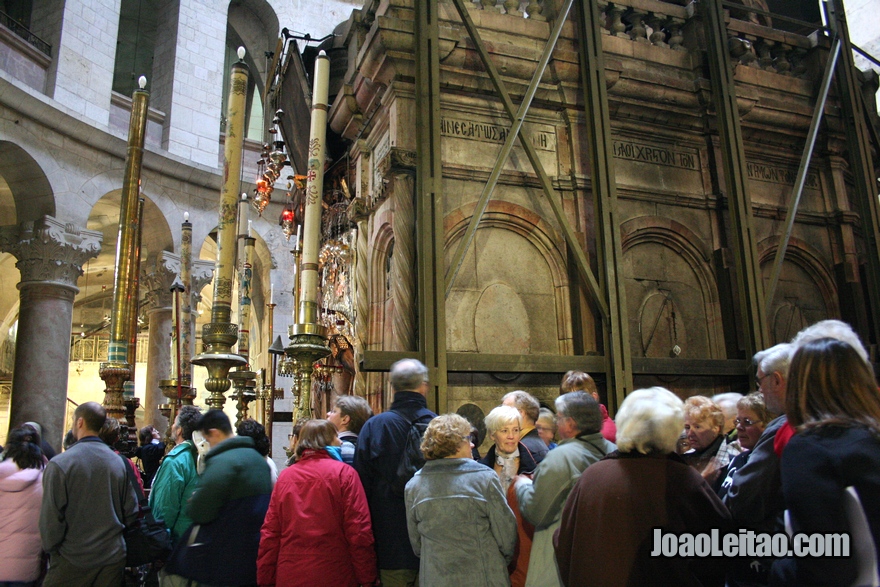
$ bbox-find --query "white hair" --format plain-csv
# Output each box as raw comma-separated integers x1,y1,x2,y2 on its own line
711,392,742,422
616,387,684,455
753,343,793,379
484,405,522,437
790,320,870,366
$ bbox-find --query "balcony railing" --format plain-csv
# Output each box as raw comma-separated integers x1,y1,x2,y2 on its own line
0,11,51,57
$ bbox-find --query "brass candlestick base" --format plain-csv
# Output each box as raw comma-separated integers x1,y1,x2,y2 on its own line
159,376,196,433
229,370,257,426
100,362,131,420
192,322,246,409
158,403,173,444
286,323,330,421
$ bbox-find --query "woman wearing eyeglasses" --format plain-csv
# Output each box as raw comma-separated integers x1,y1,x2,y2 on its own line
715,392,773,498
405,414,517,587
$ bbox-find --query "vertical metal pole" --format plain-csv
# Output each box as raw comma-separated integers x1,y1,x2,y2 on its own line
415,0,448,412
191,50,249,409
702,0,769,356
101,77,149,420
827,0,880,345
574,0,633,410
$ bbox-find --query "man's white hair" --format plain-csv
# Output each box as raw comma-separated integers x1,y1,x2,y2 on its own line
753,343,793,379
616,387,684,455
790,319,870,365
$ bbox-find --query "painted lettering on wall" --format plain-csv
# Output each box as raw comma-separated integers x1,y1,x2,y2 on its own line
746,162,819,188
612,140,699,170
440,118,556,151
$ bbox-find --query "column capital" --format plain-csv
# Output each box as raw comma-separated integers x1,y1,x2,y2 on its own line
192,260,214,307
143,251,181,311
0,216,102,291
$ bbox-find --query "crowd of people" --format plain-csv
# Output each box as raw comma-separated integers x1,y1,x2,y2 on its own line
0,319,878,587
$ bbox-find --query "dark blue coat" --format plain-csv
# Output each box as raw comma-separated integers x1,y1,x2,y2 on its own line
354,391,436,570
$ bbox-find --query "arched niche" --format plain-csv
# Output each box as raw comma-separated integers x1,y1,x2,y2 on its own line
620,216,724,359
757,236,838,344
444,202,573,355
367,219,394,351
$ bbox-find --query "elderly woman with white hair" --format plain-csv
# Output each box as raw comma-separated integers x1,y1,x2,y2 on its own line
554,387,732,587
478,405,539,492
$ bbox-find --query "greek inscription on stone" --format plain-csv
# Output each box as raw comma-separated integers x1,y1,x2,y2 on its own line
612,140,699,170
439,117,555,151
746,162,819,188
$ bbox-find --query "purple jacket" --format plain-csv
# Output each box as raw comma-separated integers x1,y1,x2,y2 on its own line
0,459,44,582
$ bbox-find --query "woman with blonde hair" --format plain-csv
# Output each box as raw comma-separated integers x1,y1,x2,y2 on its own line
258,420,376,587
771,338,880,585
682,395,740,486
405,414,517,587
478,405,538,491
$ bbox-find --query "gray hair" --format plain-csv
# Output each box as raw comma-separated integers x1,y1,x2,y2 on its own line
554,391,601,435
390,358,428,393
753,343,793,379
484,405,522,437
790,320,870,365
711,392,742,422
616,387,684,455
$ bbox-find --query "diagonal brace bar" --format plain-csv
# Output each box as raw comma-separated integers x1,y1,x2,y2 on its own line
765,38,840,316
448,0,609,321
445,0,575,299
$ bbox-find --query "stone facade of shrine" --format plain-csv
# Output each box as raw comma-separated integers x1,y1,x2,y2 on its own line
325,0,878,418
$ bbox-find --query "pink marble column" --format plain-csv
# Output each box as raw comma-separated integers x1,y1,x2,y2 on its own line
0,217,102,452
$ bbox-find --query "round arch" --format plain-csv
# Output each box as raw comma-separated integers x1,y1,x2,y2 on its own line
620,216,724,358
0,141,55,224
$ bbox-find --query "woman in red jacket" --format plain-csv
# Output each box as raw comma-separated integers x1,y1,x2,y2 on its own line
257,419,377,587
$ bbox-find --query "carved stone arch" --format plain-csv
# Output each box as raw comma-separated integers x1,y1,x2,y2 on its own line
757,236,838,343
620,216,724,358
368,219,394,351
444,201,573,355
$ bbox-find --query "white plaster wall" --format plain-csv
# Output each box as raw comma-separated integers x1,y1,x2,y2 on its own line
846,0,880,111
51,0,121,126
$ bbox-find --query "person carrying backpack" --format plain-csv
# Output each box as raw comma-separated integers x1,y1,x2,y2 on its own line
354,359,437,587
148,405,201,587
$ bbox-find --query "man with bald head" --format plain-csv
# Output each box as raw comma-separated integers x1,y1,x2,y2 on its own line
40,401,138,587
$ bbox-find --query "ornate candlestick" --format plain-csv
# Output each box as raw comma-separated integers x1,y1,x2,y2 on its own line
123,197,145,431
159,276,185,431
101,76,149,421
287,52,332,422
231,196,257,426
191,48,250,407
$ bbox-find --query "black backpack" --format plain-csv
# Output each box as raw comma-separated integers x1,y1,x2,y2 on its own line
389,411,431,497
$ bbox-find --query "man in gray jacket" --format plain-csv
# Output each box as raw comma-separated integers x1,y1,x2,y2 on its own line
40,401,138,587
514,391,616,587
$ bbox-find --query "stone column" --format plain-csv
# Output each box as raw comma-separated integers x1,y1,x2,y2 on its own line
390,173,416,351
347,196,371,395
142,251,180,434
0,216,102,452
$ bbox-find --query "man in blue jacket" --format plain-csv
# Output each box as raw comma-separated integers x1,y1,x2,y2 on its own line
354,359,436,587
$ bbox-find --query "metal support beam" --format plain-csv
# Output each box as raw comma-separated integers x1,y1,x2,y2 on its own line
415,0,448,412
827,0,880,345
765,38,841,315
448,0,609,321
574,0,633,410
362,350,747,377
702,0,770,356
445,0,575,299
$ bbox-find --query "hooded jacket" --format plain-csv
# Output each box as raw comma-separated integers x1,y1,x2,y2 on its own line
0,459,44,582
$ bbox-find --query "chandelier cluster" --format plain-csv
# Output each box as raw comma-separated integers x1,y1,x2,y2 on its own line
253,109,290,216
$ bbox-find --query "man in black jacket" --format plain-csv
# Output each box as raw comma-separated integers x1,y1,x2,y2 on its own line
354,359,436,587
